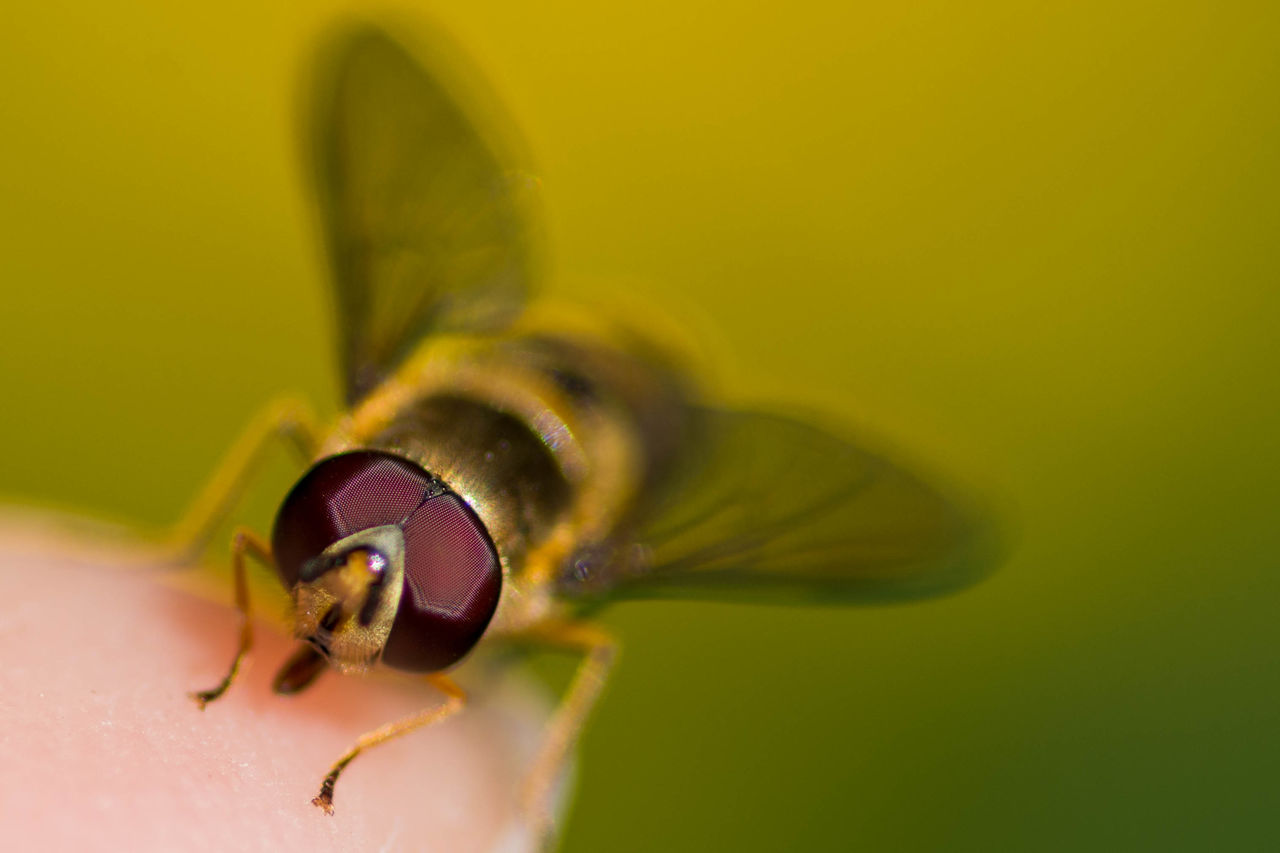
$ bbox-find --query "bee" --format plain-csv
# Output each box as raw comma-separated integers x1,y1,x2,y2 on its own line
171,21,989,836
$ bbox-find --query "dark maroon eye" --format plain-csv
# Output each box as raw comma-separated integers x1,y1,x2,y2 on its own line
271,450,502,672
381,493,501,671
272,451,435,587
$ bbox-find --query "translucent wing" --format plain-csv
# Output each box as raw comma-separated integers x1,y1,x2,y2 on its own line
561,409,995,606
309,25,538,403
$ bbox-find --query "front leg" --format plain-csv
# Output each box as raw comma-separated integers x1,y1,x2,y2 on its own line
312,673,467,815
190,526,273,707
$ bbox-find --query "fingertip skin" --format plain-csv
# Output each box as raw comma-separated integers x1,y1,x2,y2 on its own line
0,511,552,853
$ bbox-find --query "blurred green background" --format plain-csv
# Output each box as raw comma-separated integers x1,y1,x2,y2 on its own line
2,2,1277,850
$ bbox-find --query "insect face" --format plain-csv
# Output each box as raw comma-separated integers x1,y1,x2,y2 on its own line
272,450,503,674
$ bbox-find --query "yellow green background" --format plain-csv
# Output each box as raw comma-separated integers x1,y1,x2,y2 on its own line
3,2,1277,850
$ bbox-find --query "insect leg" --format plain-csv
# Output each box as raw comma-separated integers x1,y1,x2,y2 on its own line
312,673,467,815
163,396,320,562
521,621,617,838
190,526,272,707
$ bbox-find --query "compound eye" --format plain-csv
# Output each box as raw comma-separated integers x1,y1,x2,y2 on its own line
272,451,435,587
381,493,501,672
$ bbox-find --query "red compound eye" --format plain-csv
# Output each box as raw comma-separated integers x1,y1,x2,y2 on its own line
272,451,502,671
381,492,502,671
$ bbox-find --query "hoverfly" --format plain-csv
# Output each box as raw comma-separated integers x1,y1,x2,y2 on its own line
171,21,988,837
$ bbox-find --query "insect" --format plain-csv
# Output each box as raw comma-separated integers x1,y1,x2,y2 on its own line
170,20,988,837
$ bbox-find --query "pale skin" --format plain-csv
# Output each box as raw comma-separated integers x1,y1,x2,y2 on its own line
0,510,553,852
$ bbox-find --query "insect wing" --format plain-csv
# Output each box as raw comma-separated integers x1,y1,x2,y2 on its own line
309,26,539,403
564,409,993,606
